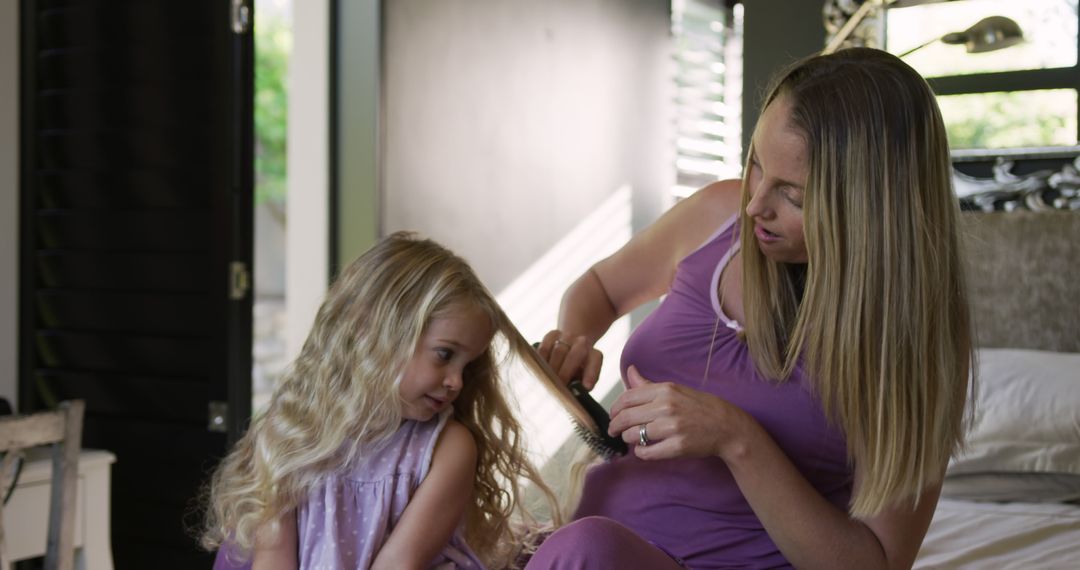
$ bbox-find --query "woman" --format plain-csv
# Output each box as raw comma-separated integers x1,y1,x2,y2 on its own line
528,48,973,569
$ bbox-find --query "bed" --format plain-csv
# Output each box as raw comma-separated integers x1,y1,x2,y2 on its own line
913,209,1080,569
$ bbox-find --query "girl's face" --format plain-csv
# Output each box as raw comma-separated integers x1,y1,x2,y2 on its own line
399,303,494,422
746,95,810,264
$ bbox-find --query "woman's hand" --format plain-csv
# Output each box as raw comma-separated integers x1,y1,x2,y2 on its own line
608,366,761,461
537,329,604,390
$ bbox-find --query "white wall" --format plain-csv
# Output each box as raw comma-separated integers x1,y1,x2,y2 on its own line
1,0,18,409
284,0,330,361
382,0,673,293
333,0,381,268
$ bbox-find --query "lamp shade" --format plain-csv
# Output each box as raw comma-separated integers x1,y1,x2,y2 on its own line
942,16,1024,54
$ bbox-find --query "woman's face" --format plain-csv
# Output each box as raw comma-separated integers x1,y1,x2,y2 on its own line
746,95,809,265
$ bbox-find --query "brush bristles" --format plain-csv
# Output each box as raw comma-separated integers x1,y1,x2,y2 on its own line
572,421,625,459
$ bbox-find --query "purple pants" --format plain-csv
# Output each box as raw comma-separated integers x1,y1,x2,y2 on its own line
525,516,685,569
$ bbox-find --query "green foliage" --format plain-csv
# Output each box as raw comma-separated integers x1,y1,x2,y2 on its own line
255,13,291,205
939,89,1078,150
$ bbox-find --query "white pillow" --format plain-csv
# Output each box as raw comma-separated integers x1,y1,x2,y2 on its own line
947,348,1080,477
941,472,1080,503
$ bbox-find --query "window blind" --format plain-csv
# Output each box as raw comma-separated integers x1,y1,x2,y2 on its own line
672,0,743,199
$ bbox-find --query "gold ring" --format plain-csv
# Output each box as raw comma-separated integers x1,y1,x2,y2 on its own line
638,424,650,447
553,339,568,348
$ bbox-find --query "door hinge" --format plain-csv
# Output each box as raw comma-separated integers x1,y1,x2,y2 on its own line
208,401,228,433
229,261,251,300
231,0,252,34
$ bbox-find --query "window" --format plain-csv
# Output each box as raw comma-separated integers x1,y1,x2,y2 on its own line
672,0,744,199
937,89,1077,149
885,0,1080,150
888,0,1077,77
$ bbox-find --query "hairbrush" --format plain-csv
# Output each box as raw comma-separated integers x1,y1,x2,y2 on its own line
531,343,628,459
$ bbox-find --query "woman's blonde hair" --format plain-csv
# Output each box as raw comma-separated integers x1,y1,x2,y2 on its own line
740,48,974,518
202,232,562,568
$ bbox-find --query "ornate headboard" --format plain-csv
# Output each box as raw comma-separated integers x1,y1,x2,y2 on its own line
961,210,1080,353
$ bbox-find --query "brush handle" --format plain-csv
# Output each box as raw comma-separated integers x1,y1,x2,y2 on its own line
567,381,610,432
568,380,628,455
531,342,627,456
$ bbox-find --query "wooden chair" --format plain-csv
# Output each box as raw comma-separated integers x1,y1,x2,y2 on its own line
0,400,85,570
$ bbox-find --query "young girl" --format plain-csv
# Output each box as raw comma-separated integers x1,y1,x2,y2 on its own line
203,232,563,569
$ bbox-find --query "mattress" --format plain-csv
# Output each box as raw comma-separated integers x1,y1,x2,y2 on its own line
915,498,1080,569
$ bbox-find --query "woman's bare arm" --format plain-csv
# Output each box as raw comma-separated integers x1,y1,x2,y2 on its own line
541,179,743,387
609,367,940,570
725,420,940,569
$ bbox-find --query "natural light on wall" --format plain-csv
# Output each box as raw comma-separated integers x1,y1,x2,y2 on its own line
497,0,746,471
496,185,633,468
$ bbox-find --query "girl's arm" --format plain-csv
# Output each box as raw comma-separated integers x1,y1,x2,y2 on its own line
610,367,939,570
251,511,298,570
541,179,743,387
371,419,478,570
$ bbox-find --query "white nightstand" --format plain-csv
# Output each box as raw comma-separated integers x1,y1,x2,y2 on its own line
3,449,116,570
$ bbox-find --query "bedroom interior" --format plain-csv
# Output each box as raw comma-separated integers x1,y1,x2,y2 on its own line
1,0,1078,568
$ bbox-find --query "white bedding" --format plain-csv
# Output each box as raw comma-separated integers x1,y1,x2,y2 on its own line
915,498,1080,569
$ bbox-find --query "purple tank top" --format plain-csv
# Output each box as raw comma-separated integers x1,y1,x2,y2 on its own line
573,215,852,569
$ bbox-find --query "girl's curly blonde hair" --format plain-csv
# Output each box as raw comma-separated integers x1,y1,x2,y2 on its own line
201,232,562,568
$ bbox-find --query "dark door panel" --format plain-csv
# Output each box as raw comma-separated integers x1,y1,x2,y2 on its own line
84,416,226,487
37,46,221,88
36,370,209,423
20,0,253,567
37,3,217,48
36,211,212,251
38,88,217,130
37,129,219,171
37,251,211,292
89,418,226,545
119,544,213,570
35,331,212,376
36,290,212,335
37,170,213,209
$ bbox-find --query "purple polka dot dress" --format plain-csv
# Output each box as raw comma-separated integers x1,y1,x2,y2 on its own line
214,408,484,569
297,408,483,569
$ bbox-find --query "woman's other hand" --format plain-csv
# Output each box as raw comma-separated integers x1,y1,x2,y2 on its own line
608,366,761,461
537,330,604,390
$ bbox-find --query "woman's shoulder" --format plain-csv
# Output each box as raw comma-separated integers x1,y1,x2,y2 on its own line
668,178,742,260
591,179,743,309
690,178,741,218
